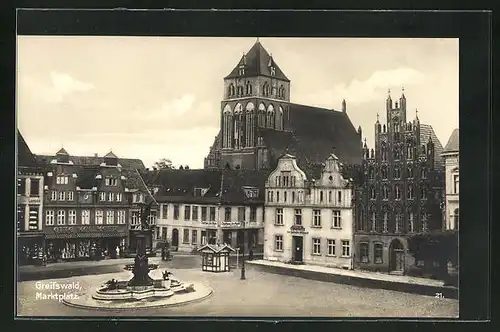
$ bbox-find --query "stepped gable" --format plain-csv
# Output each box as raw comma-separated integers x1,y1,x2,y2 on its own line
35,154,146,170
224,40,290,81
220,169,269,205
443,128,459,154
141,169,223,204
419,123,445,168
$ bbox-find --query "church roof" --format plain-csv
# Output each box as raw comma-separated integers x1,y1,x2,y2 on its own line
35,154,146,170
17,130,37,167
443,128,459,154
261,103,363,176
419,124,445,168
224,40,290,81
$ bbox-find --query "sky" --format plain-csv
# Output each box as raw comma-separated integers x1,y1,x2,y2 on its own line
17,37,459,169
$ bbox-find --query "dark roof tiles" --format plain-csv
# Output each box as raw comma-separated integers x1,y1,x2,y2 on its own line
35,154,146,170
443,128,459,153
17,131,38,167
419,124,445,168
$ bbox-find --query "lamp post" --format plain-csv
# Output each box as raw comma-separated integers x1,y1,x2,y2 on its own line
240,247,246,280
235,247,239,267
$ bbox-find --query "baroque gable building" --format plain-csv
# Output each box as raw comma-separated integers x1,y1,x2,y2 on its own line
353,90,445,274
204,39,363,172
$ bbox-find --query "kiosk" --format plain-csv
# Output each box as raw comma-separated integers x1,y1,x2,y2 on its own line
198,244,235,272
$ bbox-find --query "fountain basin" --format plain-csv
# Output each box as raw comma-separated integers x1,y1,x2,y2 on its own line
93,286,174,301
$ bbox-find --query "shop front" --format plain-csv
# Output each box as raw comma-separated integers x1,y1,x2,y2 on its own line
17,232,45,265
44,225,128,262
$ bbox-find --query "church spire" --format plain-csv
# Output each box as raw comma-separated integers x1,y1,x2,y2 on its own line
386,88,393,111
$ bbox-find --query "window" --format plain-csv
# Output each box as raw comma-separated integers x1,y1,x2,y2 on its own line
338,191,342,203
360,243,369,263
320,191,324,202
183,229,189,243
81,210,91,225
116,193,122,202
131,211,140,225
162,204,168,219
453,174,459,194
342,240,350,257
192,206,199,221
407,146,413,159
275,235,283,251
18,178,26,196
294,209,302,225
147,211,157,225
224,207,231,222
284,191,287,202
312,238,321,255
374,243,383,263
267,190,274,202
30,179,40,196
292,191,296,203
421,168,427,179
313,210,322,227
105,178,117,186
95,210,103,225
45,210,55,225
99,192,106,201
381,166,388,179
58,191,65,201
117,210,125,224
209,207,216,221
421,187,427,199
381,145,387,161
275,208,283,225
57,210,65,225
407,184,414,199
394,185,401,200
184,205,191,220
238,207,245,221
408,212,414,232
394,147,400,160
382,185,389,200
106,210,114,224
51,191,57,201
393,167,401,179
192,230,198,244
332,210,341,228
270,66,276,76
383,211,388,232
68,210,76,225
276,191,280,202
250,206,257,222
407,165,414,178
173,205,179,220
369,168,375,180
395,212,402,233
56,176,69,185
370,187,376,199
453,208,459,229
422,213,428,232
108,192,114,201
65,191,73,201
201,206,207,221
371,211,376,231
327,239,336,256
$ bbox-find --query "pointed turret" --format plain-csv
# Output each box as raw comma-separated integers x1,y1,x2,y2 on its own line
375,112,381,134
386,89,393,111
399,86,407,111
342,99,347,113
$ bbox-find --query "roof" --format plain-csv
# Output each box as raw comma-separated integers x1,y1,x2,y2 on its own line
141,168,269,205
35,154,146,170
17,130,37,167
197,244,236,253
104,151,118,159
56,148,69,156
442,128,459,154
261,103,363,176
224,40,290,81
419,124,445,168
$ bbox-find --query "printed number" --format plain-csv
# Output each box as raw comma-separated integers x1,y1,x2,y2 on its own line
435,293,444,299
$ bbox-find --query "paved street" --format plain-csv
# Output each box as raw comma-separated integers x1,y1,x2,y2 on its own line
17,256,458,317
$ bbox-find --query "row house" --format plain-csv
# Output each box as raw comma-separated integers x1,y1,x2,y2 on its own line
442,129,459,230
17,131,45,265
41,148,158,262
142,169,268,253
264,153,355,269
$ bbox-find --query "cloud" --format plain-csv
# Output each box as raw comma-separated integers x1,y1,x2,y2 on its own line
297,67,425,108
157,94,195,117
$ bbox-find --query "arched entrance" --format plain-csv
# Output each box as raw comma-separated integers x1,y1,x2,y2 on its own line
172,229,179,248
389,239,405,273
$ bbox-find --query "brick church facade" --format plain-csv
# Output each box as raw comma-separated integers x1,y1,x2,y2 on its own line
353,91,445,274
204,39,363,173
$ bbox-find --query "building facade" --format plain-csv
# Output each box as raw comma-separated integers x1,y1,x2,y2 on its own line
142,169,267,253
264,154,354,269
353,91,445,274
204,39,362,172
41,149,157,262
17,131,45,265
442,129,459,230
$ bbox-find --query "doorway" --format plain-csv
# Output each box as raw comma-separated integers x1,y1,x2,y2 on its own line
292,236,303,263
172,228,179,248
389,239,405,272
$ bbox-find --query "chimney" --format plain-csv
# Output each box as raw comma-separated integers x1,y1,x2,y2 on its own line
94,153,98,157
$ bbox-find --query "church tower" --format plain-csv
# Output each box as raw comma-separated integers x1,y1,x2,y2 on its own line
219,39,291,170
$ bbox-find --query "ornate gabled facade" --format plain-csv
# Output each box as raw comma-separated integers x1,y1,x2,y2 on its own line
141,168,269,253
204,39,363,172
264,153,355,269
442,128,459,230
353,90,445,274
40,149,158,262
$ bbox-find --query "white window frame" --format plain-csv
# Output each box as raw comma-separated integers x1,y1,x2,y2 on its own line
274,235,283,251
99,192,106,201
56,176,69,185
327,239,336,256
68,210,76,225
313,209,321,227
51,191,57,201
106,210,114,224
117,210,126,224
312,238,321,255
275,208,283,225
332,210,341,228
58,191,65,201
81,210,90,225
108,192,114,202
116,193,122,202
95,210,103,225
45,210,55,225
453,174,459,194
294,209,302,226
57,210,65,225
341,240,351,257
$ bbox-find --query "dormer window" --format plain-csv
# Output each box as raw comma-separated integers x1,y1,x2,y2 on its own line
56,175,69,185
105,178,118,186
194,188,203,197
270,66,276,76
133,193,144,203
239,66,245,76
243,187,259,198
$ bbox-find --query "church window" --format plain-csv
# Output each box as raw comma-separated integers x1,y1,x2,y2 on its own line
407,145,414,159
394,184,401,200
371,210,376,231
420,186,427,199
381,144,387,161
422,212,428,232
407,165,413,178
383,211,388,232
228,84,235,97
408,211,414,232
421,167,427,179
369,167,375,180
393,167,401,179
395,211,403,233
381,166,388,179
407,184,414,199
394,146,400,160
270,66,276,76
382,185,389,200
237,86,244,96
394,122,400,132
370,187,376,200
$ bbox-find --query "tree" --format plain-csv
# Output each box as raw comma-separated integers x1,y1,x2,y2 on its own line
153,158,175,170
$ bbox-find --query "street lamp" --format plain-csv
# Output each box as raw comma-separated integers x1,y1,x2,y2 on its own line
240,247,246,280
